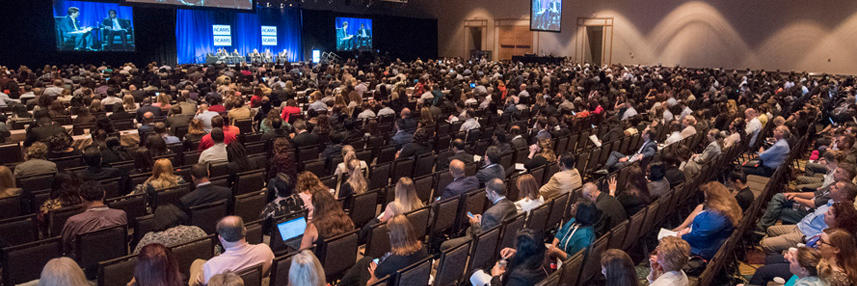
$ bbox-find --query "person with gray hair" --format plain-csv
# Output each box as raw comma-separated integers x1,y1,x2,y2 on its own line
191,216,274,286
441,178,517,250
207,271,244,286
439,159,479,200
288,250,327,286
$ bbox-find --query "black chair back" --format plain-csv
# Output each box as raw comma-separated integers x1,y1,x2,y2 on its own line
189,199,228,234
349,190,379,228
170,235,215,279
369,163,391,190
525,200,552,234
76,225,128,274
0,194,21,219
557,250,585,286
395,258,432,286
466,226,501,274
48,205,83,237
107,194,147,229
0,214,38,247
429,196,459,235
0,143,23,164
234,190,267,223
432,240,470,286
236,263,263,286
413,174,433,204
545,192,569,230
97,254,137,286
1,237,63,285
316,230,359,281
499,212,526,249
235,170,266,195
246,220,264,245
405,206,430,240
365,222,390,258
269,252,297,286
154,184,191,209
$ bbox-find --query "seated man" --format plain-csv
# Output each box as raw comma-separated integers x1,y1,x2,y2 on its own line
437,139,473,170
743,126,791,177
61,184,127,255
600,128,657,173
198,116,236,151
101,9,131,49
58,7,95,51
475,146,505,187
77,145,130,195
180,163,233,211
755,164,854,232
759,180,857,253
539,152,582,199
191,216,275,285
439,159,479,200
581,182,627,236
440,178,517,251
199,128,228,164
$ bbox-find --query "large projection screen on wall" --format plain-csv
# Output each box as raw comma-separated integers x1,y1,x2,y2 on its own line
530,0,561,32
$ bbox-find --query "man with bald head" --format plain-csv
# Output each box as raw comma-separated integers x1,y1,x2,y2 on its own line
137,111,155,138
581,182,627,236
391,107,417,148
191,216,274,285
440,159,480,200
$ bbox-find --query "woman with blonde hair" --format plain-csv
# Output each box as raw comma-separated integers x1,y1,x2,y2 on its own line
288,250,326,286
0,166,21,199
648,236,691,285
153,93,172,111
513,174,544,213
123,94,139,112
674,181,742,260
379,178,424,222
342,215,428,286
817,228,857,286
418,106,435,129
524,139,556,170
338,159,367,199
34,257,89,286
333,146,368,178
132,158,186,194
184,118,208,142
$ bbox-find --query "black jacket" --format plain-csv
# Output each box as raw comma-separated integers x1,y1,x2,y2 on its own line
292,131,320,148
179,183,233,211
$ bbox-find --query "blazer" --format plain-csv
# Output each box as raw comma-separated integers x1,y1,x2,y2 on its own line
440,176,480,200
539,168,582,199
179,183,233,211
101,17,131,30
473,198,517,235
476,164,505,186
634,139,657,159
57,17,80,37
291,131,319,148
510,136,528,150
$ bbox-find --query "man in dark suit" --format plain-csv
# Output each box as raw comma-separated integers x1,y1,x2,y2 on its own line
77,145,131,195
438,139,474,170
440,159,480,200
356,23,371,48
291,119,319,148
509,125,528,150
58,7,95,51
101,9,131,49
180,163,233,212
475,146,505,186
136,97,163,123
582,182,628,236
24,110,66,147
600,128,657,173
441,178,517,250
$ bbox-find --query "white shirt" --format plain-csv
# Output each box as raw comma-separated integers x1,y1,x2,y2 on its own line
101,95,122,107
621,107,638,120
648,270,689,286
745,117,762,146
200,242,274,284
357,109,376,119
460,118,481,132
664,132,683,146
514,196,545,214
198,143,228,164
377,107,395,117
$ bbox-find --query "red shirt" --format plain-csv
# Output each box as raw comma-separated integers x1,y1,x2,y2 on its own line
198,127,238,151
208,105,226,113
280,106,301,122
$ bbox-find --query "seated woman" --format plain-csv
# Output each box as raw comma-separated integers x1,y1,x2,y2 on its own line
333,147,368,178
269,137,298,181
133,204,210,254
299,189,355,250
226,142,257,186
132,147,155,173
513,174,544,214
0,166,21,199
184,118,208,143
131,158,186,207
296,171,332,221
261,173,298,221
38,171,83,223
46,132,81,159
600,249,638,286
337,159,368,199
341,215,428,286
817,228,857,286
647,236,691,286
131,243,185,286
473,229,547,286
524,139,556,171
358,178,424,242
287,250,327,286
396,127,432,159
747,202,857,285
723,118,745,149
548,200,600,260
755,247,823,286
607,165,652,215
674,182,742,260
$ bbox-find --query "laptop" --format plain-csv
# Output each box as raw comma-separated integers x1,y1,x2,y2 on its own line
277,216,307,243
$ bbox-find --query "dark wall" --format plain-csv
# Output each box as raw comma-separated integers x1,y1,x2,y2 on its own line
0,1,177,68
301,9,437,61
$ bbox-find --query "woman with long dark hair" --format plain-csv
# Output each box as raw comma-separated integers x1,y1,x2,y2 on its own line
601,249,639,286
299,190,354,249
607,165,652,215
482,229,547,286
269,137,297,181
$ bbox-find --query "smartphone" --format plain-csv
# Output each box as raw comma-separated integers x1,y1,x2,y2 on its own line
155,92,160,96
372,258,380,264
469,83,476,88
829,117,837,126
467,211,474,217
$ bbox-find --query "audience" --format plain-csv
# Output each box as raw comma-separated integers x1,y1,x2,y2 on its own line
438,138,474,170
26,257,89,286
674,182,742,260
582,182,627,236
601,128,656,172
743,125,791,177
817,228,857,286
476,146,505,186
198,128,228,164
606,165,652,215
39,171,83,220
14,142,57,178
0,165,21,199
296,171,329,220
133,204,209,254
180,163,233,211
476,229,547,286
440,159,480,200
442,178,516,250
726,169,754,211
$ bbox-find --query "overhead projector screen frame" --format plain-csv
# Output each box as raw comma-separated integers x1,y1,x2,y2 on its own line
122,0,256,12
529,0,561,33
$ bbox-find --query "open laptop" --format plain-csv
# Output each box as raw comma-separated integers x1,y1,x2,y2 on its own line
271,212,307,253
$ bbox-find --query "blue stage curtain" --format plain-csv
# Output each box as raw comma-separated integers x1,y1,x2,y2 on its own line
175,7,302,64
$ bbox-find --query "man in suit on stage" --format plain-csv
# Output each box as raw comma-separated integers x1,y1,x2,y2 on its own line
101,9,131,49
58,7,95,51
336,21,353,50
357,23,371,49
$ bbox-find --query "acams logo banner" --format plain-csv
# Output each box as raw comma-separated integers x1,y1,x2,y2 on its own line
212,25,231,36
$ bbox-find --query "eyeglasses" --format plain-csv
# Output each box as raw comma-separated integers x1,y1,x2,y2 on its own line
818,240,831,247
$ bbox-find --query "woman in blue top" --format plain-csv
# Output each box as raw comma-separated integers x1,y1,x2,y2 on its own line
783,247,825,286
675,182,743,260
548,200,601,260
